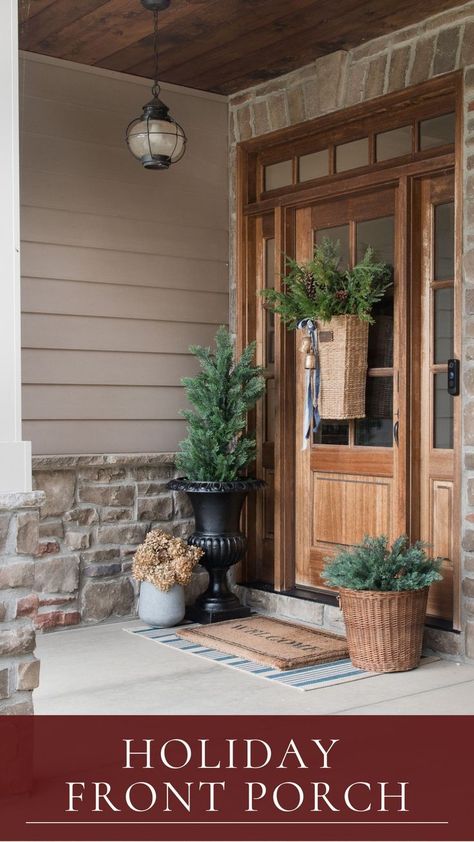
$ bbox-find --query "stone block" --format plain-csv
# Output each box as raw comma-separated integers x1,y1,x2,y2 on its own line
39,594,75,607
65,531,90,551
344,61,367,106
34,556,79,593
387,45,411,92
236,104,253,141
464,402,474,445
81,578,135,622
433,26,460,76
423,626,462,657
80,548,118,564
97,524,148,545
0,514,10,550
83,563,122,578
173,492,194,520
365,54,388,99
323,604,346,634
463,577,474,598
466,621,474,660
136,465,172,481
170,520,194,540
0,667,9,699
35,610,80,631
0,603,6,622
38,520,64,539
16,512,39,556
0,562,34,589
410,36,436,86
253,100,271,136
464,554,474,572
464,368,474,396
16,594,40,618
287,86,305,125
463,530,474,552
78,484,135,507
34,471,75,517
16,659,40,691
137,496,173,522
136,481,169,495
461,20,474,67
0,625,35,657
267,92,288,131
64,507,98,526
99,507,134,523
0,699,34,715
38,541,60,556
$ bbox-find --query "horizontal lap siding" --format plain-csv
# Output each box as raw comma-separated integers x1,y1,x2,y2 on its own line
20,56,229,455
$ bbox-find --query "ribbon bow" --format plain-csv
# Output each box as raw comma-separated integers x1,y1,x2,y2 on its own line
297,318,321,449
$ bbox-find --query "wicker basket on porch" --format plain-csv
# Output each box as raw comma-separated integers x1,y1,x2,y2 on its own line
338,586,429,672
317,315,369,419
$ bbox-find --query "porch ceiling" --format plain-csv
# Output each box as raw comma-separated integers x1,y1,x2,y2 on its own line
20,0,464,95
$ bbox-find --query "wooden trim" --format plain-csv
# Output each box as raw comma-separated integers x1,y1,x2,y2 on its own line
311,448,393,477
453,74,463,631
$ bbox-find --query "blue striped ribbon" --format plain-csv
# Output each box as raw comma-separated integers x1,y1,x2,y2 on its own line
297,318,321,449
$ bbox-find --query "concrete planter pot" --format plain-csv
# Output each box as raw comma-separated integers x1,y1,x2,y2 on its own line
138,581,185,628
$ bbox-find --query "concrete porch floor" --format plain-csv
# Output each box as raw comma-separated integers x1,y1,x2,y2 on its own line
33,619,474,715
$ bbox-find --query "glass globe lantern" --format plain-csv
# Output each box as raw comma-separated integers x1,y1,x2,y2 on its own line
126,0,186,170
126,88,187,170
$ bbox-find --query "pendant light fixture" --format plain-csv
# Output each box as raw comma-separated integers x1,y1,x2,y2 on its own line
126,0,186,170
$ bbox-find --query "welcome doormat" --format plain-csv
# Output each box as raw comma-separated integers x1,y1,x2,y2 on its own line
176,615,349,670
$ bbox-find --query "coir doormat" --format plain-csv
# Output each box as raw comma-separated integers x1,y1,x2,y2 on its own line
176,615,349,670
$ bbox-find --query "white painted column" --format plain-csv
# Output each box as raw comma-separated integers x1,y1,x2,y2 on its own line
0,0,32,492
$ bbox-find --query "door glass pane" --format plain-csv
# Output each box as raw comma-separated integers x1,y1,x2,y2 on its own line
376,125,412,161
357,216,395,368
434,202,454,280
313,421,349,445
419,113,455,150
434,287,454,364
336,137,369,172
299,150,329,182
355,376,393,447
315,224,350,270
434,373,453,449
264,160,293,191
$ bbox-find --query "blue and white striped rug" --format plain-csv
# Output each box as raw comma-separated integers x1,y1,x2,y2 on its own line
128,624,416,692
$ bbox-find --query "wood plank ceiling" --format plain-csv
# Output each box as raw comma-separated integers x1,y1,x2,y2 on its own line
20,0,464,95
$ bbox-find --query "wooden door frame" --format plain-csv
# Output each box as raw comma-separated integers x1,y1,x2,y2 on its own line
236,72,462,626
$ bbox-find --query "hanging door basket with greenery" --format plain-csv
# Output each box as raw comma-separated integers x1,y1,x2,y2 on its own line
323,536,442,672
261,239,392,421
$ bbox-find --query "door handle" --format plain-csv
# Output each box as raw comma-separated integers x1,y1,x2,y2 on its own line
393,420,399,446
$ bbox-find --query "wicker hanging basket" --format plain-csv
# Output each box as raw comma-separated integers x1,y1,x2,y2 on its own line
317,315,369,419
338,586,429,672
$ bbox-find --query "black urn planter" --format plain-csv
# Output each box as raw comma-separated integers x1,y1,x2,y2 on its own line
167,478,265,624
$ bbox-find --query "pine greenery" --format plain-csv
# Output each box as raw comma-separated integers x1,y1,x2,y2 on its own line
323,535,443,592
260,238,392,328
175,326,266,482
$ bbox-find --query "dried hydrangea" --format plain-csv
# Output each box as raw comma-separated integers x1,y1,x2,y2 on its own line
132,529,203,592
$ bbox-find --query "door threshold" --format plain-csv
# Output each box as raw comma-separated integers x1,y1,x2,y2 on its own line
239,581,459,633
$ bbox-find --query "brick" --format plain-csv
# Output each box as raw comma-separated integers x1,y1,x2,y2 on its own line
97,524,148,545
137,496,172,522
35,610,80,631
39,595,75,607
0,625,35,657
0,562,34,589
16,659,40,691
38,520,64,539
253,100,271,135
78,485,135,507
433,26,461,76
16,594,39,618
365,54,388,99
287,86,305,124
65,531,90,551
236,104,252,141
33,471,75,517
0,667,9,700
387,45,411,92
83,563,122,578
99,507,133,523
34,556,79,593
463,529,474,552
64,507,98,526
81,578,135,622
38,542,60,556
16,512,39,556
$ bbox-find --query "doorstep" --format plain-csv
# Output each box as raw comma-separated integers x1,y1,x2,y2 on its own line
234,583,464,661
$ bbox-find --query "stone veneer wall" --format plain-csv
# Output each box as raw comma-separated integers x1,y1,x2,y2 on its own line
0,491,44,714
228,0,474,658
26,454,204,630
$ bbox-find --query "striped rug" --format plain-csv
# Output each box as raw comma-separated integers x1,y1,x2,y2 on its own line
128,624,413,692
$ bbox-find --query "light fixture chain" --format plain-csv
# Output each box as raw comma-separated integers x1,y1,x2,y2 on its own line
152,9,160,97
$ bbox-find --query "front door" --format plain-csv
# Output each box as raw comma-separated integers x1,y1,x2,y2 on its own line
294,176,459,624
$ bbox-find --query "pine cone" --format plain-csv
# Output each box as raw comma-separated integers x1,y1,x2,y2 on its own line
303,271,317,300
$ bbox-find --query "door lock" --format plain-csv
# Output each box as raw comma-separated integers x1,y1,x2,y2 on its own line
447,359,460,396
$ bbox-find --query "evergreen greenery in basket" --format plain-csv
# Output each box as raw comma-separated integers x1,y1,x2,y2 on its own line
175,325,266,482
323,535,443,592
260,238,392,328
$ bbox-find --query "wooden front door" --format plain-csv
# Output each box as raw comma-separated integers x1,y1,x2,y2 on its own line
295,187,402,591
294,175,459,624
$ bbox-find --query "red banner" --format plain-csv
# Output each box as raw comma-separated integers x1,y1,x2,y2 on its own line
0,715,470,842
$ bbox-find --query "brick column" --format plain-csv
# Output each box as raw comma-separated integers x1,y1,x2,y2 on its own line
0,492,44,714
